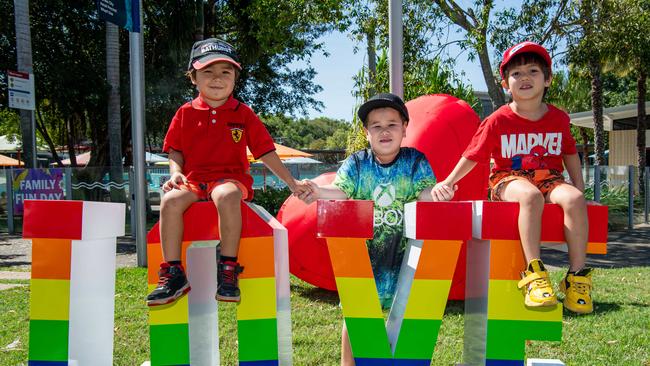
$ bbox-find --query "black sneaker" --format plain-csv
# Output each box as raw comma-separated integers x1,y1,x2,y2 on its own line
146,263,191,306
216,260,244,302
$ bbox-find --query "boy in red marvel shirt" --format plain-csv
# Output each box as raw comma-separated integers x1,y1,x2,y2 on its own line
147,38,311,306
431,41,593,314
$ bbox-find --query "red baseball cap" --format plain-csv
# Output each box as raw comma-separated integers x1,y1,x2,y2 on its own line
499,41,551,79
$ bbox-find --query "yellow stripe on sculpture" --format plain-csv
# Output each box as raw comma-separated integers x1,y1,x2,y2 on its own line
147,284,190,325
237,277,278,320
30,279,70,320
335,277,384,318
404,280,452,319
487,280,562,321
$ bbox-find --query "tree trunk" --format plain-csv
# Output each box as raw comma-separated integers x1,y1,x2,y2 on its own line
477,41,506,110
589,57,606,166
106,21,126,202
66,116,77,167
637,69,647,197
194,0,204,41
580,127,590,181
34,106,63,166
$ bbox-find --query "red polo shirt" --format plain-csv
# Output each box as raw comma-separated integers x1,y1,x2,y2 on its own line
163,95,276,193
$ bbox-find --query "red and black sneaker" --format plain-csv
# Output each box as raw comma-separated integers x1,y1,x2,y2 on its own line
146,263,191,306
216,260,244,302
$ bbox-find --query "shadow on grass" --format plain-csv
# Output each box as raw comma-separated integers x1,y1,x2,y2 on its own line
562,301,625,317
292,284,340,305
444,300,465,316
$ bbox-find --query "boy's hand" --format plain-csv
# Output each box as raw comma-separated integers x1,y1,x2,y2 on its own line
291,179,316,203
292,179,319,204
162,172,188,192
430,181,457,202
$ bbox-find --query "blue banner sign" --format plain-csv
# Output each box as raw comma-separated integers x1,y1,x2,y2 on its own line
96,0,140,32
12,168,65,215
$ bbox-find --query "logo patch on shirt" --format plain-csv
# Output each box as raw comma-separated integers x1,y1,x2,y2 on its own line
228,123,244,143
231,127,243,143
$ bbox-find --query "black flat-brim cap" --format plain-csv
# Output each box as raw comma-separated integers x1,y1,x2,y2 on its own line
358,93,409,124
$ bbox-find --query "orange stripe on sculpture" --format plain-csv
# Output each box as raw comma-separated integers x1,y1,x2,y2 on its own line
31,238,72,280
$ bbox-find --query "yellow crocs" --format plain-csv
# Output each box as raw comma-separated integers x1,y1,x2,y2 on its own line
517,259,557,307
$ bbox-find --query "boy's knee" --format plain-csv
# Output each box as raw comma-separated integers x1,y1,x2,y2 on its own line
564,189,587,209
160,194,188,213
212,185,243,206
520,189,544,207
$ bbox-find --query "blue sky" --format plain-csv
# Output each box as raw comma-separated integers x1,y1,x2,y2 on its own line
300,0,530,122
300,30,490,122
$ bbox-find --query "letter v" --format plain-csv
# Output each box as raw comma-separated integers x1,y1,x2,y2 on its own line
318,200,472,365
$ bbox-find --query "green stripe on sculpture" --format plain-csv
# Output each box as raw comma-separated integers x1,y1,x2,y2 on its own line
28,320,68,362
486,319,562,360
150,323,190,365
238,318,279,361
344,317,393,359
393,319,442,359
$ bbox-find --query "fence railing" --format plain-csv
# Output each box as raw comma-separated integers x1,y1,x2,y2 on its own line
0,163,340,234
0,164,644,234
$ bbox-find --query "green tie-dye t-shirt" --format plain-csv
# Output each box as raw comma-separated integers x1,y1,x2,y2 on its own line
333,147,436,308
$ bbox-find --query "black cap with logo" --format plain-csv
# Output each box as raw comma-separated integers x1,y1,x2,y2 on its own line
188,38,241,71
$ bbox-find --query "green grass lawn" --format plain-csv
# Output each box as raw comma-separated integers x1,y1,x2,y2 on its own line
1,267,649,365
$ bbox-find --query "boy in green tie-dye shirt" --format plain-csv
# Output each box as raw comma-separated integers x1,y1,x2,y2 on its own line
302,93,455,366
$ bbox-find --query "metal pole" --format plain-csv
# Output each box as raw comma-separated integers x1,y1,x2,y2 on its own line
593,165,601,202
6,169,14,234
129,166,136,237
13,0,37,168
388,0,403,99
628,165,634,229
64,167,72,199
643,167,650,224
129,0,147,267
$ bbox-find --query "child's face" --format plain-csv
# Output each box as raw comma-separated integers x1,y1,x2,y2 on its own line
191,62,236,107
501,62,551,103
364,107,407,164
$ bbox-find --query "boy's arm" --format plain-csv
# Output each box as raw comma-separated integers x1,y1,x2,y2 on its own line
441,157,478,186
297,181,348,204
563,153,585,192
313,184,348,200
429,157,477,201
163,148,188,191
258,151,301,192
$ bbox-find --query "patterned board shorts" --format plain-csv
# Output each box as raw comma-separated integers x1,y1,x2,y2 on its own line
489,169,566,201
179,179,249,201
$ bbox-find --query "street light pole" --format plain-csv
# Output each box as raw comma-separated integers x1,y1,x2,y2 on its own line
388,0,403,99
129,0,147,266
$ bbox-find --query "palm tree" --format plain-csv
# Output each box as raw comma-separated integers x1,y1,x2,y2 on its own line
106,21,125,202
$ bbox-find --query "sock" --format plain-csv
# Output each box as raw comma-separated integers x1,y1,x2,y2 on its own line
221,255,237,263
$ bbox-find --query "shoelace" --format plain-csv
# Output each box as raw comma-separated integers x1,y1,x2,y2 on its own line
221,268,237,285
572,281,591,296
156,270,173,288
531,277,551,291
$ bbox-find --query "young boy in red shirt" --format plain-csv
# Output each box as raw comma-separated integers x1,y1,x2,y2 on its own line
431,41,593,314
147,38,311,306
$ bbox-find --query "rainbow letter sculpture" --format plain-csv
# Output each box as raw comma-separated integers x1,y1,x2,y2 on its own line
24,200,125,366
464,201,608,365
316,200,472,365
146,201,291,365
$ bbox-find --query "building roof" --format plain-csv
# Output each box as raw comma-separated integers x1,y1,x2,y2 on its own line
570,101,650,131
